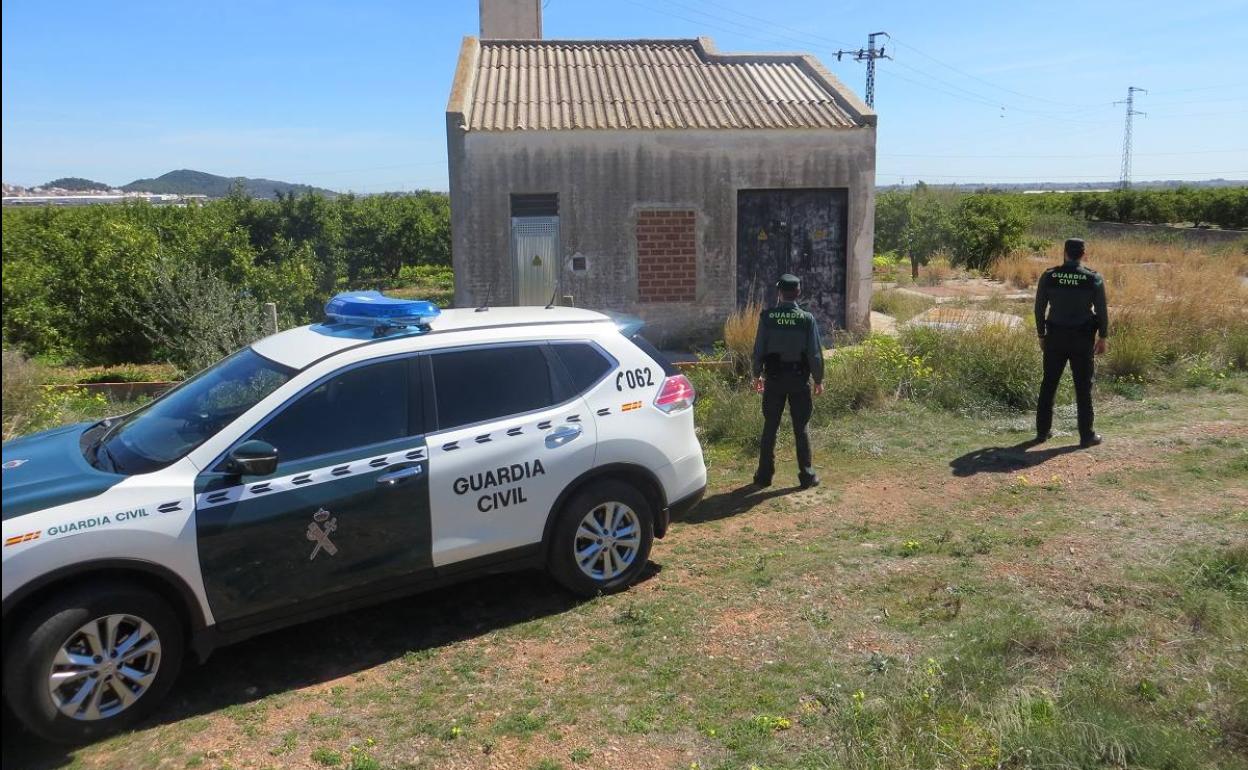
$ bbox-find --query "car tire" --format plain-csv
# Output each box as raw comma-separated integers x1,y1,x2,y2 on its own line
548,479,655,597
3,580,185,744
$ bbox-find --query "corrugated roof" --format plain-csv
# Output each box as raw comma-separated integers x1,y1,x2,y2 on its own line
455,38,869,131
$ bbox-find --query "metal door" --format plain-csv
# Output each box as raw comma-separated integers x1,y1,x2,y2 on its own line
511,216,560,305
736,189,848,331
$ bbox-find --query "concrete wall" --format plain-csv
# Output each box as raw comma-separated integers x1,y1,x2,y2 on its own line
446,127,876,346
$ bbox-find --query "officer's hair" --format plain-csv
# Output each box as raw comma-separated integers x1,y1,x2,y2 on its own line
779,287,800,301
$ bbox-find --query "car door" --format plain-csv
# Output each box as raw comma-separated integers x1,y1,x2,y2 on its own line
194,356,432,628
424,343,597,566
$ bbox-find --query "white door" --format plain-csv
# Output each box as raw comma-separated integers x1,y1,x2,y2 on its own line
425,344,596,565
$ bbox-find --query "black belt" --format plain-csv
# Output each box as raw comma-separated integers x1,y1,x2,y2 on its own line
765,361,808,374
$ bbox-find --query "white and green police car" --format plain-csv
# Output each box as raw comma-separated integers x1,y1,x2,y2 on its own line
1,293,706,742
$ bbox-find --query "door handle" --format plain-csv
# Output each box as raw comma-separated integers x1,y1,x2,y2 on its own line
544,424,583,449
376,465,422,487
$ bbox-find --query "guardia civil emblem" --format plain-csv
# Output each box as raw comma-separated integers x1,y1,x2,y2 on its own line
306,508,339,560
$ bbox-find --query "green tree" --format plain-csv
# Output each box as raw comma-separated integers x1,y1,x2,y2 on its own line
948,194,1030,270
875,187,954,279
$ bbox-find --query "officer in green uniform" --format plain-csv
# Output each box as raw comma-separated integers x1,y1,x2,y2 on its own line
751,273,825,489
1034,238,1109,448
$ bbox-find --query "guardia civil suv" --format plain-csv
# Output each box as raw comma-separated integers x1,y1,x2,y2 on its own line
2,293,706,742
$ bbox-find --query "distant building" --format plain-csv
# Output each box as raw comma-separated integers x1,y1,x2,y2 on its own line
446,0,877,344
1,191,207,207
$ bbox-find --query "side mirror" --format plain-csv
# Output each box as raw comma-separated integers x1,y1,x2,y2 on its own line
225,440,279,477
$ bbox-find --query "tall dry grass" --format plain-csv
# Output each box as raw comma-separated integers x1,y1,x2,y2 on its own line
991,252,1049,289
723,301,762,377
916,255,955,286
991,238,1248,372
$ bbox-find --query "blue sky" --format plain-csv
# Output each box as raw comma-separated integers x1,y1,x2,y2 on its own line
3,0,1246,191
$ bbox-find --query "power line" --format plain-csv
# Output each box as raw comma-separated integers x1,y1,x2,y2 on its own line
1116,86,1147,188
621,0,1107,118
886,37,1107,110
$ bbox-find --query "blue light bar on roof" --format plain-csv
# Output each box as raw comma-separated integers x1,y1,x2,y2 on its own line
324,291,441,329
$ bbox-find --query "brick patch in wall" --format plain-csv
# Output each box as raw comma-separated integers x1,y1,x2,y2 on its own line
636,209,697,302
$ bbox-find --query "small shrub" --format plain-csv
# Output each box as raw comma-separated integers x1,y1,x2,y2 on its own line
917,257,953,286
822,335,934,414
822,350,888,413
1101,327,1158,380
124,255,266,373
689,366,764,450
2,350,44,439
1223,326,1248,371
901,325,1043,413
1180,354,1230,389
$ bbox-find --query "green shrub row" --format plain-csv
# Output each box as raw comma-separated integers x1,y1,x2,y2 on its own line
691,324,1247,452
2,191,450,365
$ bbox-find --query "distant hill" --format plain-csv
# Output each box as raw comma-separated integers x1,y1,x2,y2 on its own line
44,177,113,191
121,169,336,199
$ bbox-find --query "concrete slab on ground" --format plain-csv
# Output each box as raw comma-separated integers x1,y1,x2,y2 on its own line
870,311,899,337
904,306,1025,331
894,278,1031,304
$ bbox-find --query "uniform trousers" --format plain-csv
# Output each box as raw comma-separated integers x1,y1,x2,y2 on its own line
756,370,815,484
1036,326,1096,440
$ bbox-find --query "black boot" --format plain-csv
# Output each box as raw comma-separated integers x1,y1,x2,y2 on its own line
1080,433,1102,448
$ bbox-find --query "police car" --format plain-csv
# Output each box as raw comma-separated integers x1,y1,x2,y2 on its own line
1,293,706,742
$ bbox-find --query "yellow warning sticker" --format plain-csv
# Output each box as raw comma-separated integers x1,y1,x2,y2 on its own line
621,401,643,412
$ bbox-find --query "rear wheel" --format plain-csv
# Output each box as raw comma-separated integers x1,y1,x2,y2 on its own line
3,581,184,744
549,480,654,597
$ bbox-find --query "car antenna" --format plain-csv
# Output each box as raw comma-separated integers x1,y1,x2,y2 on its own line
545,287,558,309
475,281,493,313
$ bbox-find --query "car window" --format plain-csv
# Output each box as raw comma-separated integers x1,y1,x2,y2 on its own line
552,342,613,394
92,348,294,475
432,345,553,430
251,359,409,463
626,333,680,376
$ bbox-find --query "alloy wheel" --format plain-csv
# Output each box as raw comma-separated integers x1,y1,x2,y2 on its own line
574,501,642,581
48,614,162,721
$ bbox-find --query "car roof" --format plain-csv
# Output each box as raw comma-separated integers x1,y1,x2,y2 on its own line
251,306,614,370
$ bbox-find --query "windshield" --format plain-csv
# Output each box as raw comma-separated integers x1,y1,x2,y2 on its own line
90,348,294,475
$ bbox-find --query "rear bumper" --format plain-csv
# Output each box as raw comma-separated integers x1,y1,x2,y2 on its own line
666,484,706,523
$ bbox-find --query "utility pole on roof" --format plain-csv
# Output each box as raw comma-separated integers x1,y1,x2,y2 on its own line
834,31,891,108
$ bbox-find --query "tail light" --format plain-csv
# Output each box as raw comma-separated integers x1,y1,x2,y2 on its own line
654,374,695,413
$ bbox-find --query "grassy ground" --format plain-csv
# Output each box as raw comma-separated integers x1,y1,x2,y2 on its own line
8,383,1245,770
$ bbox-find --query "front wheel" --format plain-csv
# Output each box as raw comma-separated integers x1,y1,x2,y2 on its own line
548,480,654,597
3,581,184,744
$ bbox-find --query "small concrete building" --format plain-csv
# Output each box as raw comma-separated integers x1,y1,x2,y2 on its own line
446,2,877,344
